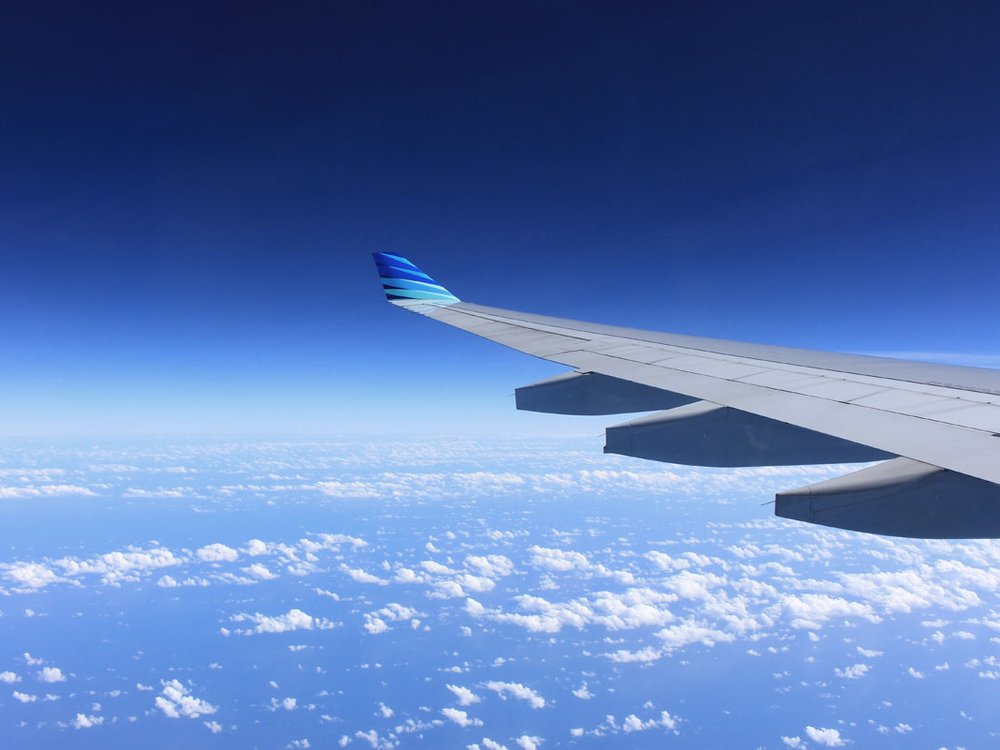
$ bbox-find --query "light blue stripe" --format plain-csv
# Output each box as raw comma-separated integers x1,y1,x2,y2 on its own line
381,276,449,293
388,288,460,301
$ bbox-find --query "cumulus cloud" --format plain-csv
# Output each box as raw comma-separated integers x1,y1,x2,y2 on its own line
440,707,483,727
527,545,630,583
515,735,542,750
229,608,336,636
4,563,64,589
196,544,239,563
484,681,545,709
804,726,846,747
363,616,388,635
245,539,269,556
619,711,679,734
833,664,870,680
572,684,594,700
1,546,185,590
782,594,879,630
0,672,21,684
466,587,677,635
243,563,277,580
155,679,217,719
72,713,103,729
446,684,481,706
465,555,514,578
341,565,388,585
0,484,95,499
37,667,66,683
362,603,421,635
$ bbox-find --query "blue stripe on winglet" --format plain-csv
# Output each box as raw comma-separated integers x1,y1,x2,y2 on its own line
373,252,460,304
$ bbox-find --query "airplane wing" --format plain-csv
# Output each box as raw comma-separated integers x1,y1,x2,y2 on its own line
373,252,1000,538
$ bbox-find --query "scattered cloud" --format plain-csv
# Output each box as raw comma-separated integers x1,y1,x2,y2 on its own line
484,681,545,709
228,608,337,636
446,684,481,706
154,679,218,719
440,708,483,727
72,713,103,729
804,726,846,747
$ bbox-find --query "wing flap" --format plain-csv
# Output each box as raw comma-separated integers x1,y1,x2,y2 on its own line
605,402,893,467
515,372,696,415
775,458,1000,538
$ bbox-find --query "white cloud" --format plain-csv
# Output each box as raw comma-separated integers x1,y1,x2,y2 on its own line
38,667,66,683
804,726,846,747
245,539,269,556
72,713,103,729
362,603,421,634
515,736,542,750
4,563,63,589
572,684,594,700
468,587,678,635
484,681,545,709
781,594,879,630
781,737,803,748
656,622,734,652
341,565,388,585
0,484,95,499
446,684,481,706
122,487,187,498
12,691,37,703
0,672,21,684
421,560,456,575
834,664,870,680
243,563,277,580
527,545,628,582
205,720,223,733
440,707,483,727
230,609,336,635
196,543,239,563
154,679,218,719
465,555,514,578
618,711,678,734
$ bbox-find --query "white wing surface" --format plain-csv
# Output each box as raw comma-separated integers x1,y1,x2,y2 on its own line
373,253,1000,538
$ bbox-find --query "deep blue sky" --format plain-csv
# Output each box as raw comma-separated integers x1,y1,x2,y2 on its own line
2,1,999,434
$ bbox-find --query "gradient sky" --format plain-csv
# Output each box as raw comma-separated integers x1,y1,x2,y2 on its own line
2,1,999,435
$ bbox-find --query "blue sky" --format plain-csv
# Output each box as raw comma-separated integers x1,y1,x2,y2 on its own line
2,1,999,435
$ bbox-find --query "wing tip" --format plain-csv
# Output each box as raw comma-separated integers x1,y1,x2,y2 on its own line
373,252,460,305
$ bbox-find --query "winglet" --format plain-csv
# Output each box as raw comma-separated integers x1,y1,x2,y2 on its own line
373,252,461,305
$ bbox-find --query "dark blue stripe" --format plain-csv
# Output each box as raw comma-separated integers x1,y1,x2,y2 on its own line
376,265,435,284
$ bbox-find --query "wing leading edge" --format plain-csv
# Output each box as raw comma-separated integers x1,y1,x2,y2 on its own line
373,253,1000,538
